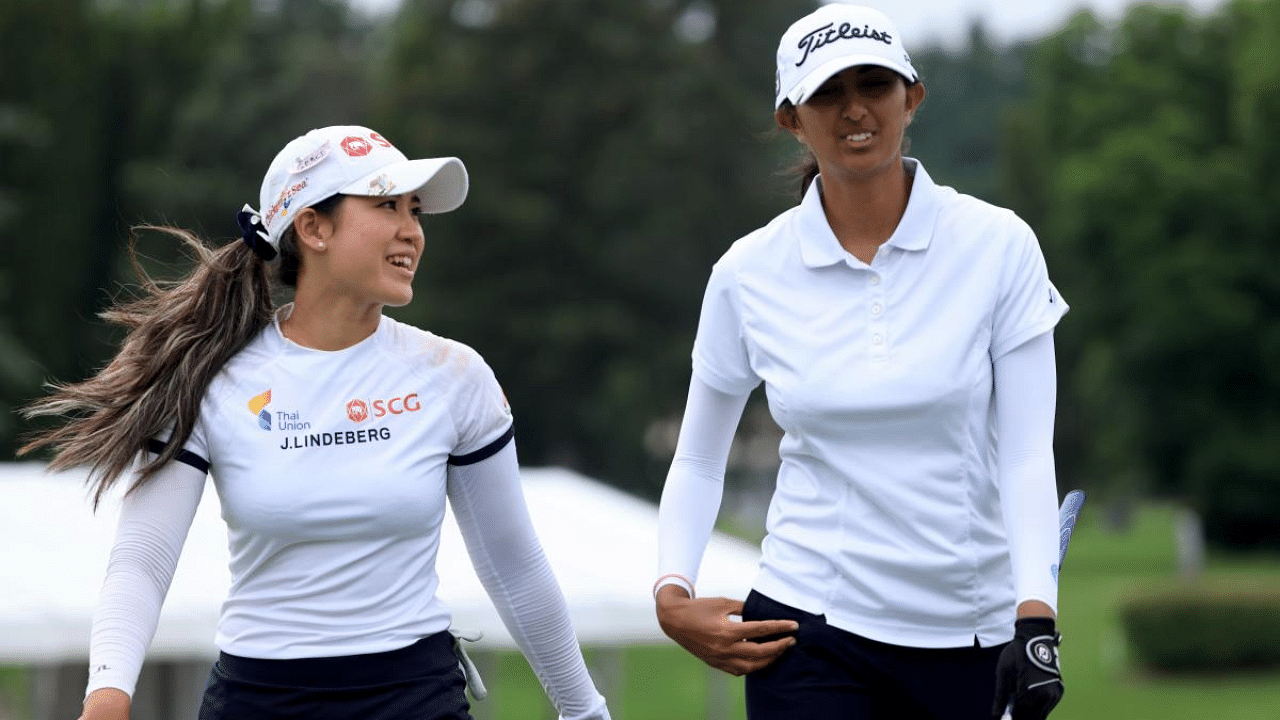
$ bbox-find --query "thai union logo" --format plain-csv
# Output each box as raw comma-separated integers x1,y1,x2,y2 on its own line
247,389,272,430
346,393,421,423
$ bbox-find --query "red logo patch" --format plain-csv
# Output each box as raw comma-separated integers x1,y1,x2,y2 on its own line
341,136,373,157
369,132,392,148
346,399,369,423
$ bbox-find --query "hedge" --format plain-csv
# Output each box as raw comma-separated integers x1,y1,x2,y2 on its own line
1120,586,1280,672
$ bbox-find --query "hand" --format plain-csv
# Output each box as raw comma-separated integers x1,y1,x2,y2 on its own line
991,617,1063,720
654,585,798,676
79,687,131,720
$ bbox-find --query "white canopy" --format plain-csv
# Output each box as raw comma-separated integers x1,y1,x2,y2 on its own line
0,462,762,663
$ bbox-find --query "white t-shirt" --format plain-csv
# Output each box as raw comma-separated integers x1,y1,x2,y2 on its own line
688,160,1068,647
189,307,513,657
85,308,610,719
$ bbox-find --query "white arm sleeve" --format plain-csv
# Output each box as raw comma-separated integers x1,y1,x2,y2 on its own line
85,460,206,698
655,375,751,594
446,440,609,720
994,331,1062,613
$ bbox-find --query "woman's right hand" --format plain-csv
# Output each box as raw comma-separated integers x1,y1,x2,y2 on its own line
78,687,131,720
654,585,799,676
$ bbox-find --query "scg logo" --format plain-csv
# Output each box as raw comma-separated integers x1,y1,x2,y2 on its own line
347,393,421,423
346,399,369,423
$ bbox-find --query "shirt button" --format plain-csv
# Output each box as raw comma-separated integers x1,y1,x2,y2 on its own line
873,334,884,345
871,303,883,316
870,275,881,286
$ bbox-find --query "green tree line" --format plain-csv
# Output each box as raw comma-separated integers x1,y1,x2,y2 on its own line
2,0,1277,548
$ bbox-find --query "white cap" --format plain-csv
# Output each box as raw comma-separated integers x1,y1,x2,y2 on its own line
775,4,918,109
249,125,469,249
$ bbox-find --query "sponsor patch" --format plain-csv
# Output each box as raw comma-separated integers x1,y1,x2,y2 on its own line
290,141,331,174
347,399,369,423
368,173,396,196
248,389,272,430
279,427,392,450
264,179,308,229
341,136,373,157
346,393,421,422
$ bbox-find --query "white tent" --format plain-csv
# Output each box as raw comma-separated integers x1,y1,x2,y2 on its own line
0,462,761,718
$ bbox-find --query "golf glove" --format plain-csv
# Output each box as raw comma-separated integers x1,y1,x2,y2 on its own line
991,617,1063,720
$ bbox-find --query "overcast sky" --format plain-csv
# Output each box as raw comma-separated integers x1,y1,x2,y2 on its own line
349,0,1231,49
852,0,1229,48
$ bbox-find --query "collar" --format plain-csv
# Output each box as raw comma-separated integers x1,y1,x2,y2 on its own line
797,158,942,268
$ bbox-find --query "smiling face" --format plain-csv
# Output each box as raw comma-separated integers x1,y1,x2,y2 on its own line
778,65,926,183
297,191,426,311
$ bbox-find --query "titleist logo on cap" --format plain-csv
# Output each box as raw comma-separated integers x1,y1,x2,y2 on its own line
796,22,894,67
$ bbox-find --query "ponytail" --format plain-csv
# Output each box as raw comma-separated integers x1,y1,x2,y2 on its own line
20,227,273,507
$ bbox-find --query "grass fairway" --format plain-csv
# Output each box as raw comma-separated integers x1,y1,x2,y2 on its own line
477,504,1280,720
4,505,1276,719
1046,504,1280,720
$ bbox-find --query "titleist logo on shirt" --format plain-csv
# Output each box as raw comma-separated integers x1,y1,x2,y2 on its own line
796,22,894,66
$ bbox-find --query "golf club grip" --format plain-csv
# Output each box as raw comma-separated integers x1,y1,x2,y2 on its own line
1001,489,1086,720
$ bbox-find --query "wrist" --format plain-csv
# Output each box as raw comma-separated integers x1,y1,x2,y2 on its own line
1014,616,1058,637
1015,599,1055,620
655,582,692,606
83,687,130,718
652,573,695,600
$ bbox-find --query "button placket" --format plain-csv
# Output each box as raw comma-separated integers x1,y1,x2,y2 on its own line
868,265,888,357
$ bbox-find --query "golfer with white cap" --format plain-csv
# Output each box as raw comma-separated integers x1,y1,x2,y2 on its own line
23,126,611,720
654,6,1068,719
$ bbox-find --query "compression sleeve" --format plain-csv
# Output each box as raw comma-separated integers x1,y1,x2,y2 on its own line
84,459,206,698
445,440,610,720
993,331,1061,613
655,376,751,595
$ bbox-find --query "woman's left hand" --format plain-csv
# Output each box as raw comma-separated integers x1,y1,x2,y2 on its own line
991,617,1063,720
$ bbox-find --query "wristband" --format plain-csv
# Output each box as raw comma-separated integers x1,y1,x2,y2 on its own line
652,573,695,599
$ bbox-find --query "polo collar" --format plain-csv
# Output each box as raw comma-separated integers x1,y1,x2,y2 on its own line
797,158,942,268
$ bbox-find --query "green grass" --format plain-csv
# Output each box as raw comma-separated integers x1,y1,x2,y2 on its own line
0,666,30,719
5,504,1277,720
476,503,1280,720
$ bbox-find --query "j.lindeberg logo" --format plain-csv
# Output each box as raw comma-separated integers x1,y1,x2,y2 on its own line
796,22,894,67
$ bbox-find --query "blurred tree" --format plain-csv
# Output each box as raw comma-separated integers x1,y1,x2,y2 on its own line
378,0,813,496
0,0,119,453
1006,0,1280,548
908,22,1032,204
0,0,380,457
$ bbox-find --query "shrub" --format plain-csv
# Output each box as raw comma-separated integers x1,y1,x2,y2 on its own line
1120,585,1280,672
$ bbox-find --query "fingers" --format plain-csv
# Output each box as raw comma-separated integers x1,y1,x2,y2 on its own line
738,618,801,640
1011,685,1062,720
712,635,798,676
705,596,745,616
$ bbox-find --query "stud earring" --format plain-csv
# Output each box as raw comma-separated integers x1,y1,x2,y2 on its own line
317,242,326,250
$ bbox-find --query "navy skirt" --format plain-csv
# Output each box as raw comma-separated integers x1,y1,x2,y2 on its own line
198,631,471,720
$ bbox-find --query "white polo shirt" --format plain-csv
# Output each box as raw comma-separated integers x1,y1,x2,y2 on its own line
692,159,1068,647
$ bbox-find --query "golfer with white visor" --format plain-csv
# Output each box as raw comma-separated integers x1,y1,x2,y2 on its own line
654,6,1070,720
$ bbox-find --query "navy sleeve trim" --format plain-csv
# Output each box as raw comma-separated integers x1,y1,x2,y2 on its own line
448,425,515,466
145,438,211,474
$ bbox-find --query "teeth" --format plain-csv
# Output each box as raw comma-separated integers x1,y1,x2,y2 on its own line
846,132,872,142
388,255,411,268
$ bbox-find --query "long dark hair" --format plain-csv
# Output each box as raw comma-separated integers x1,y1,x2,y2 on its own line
19,194,342,507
